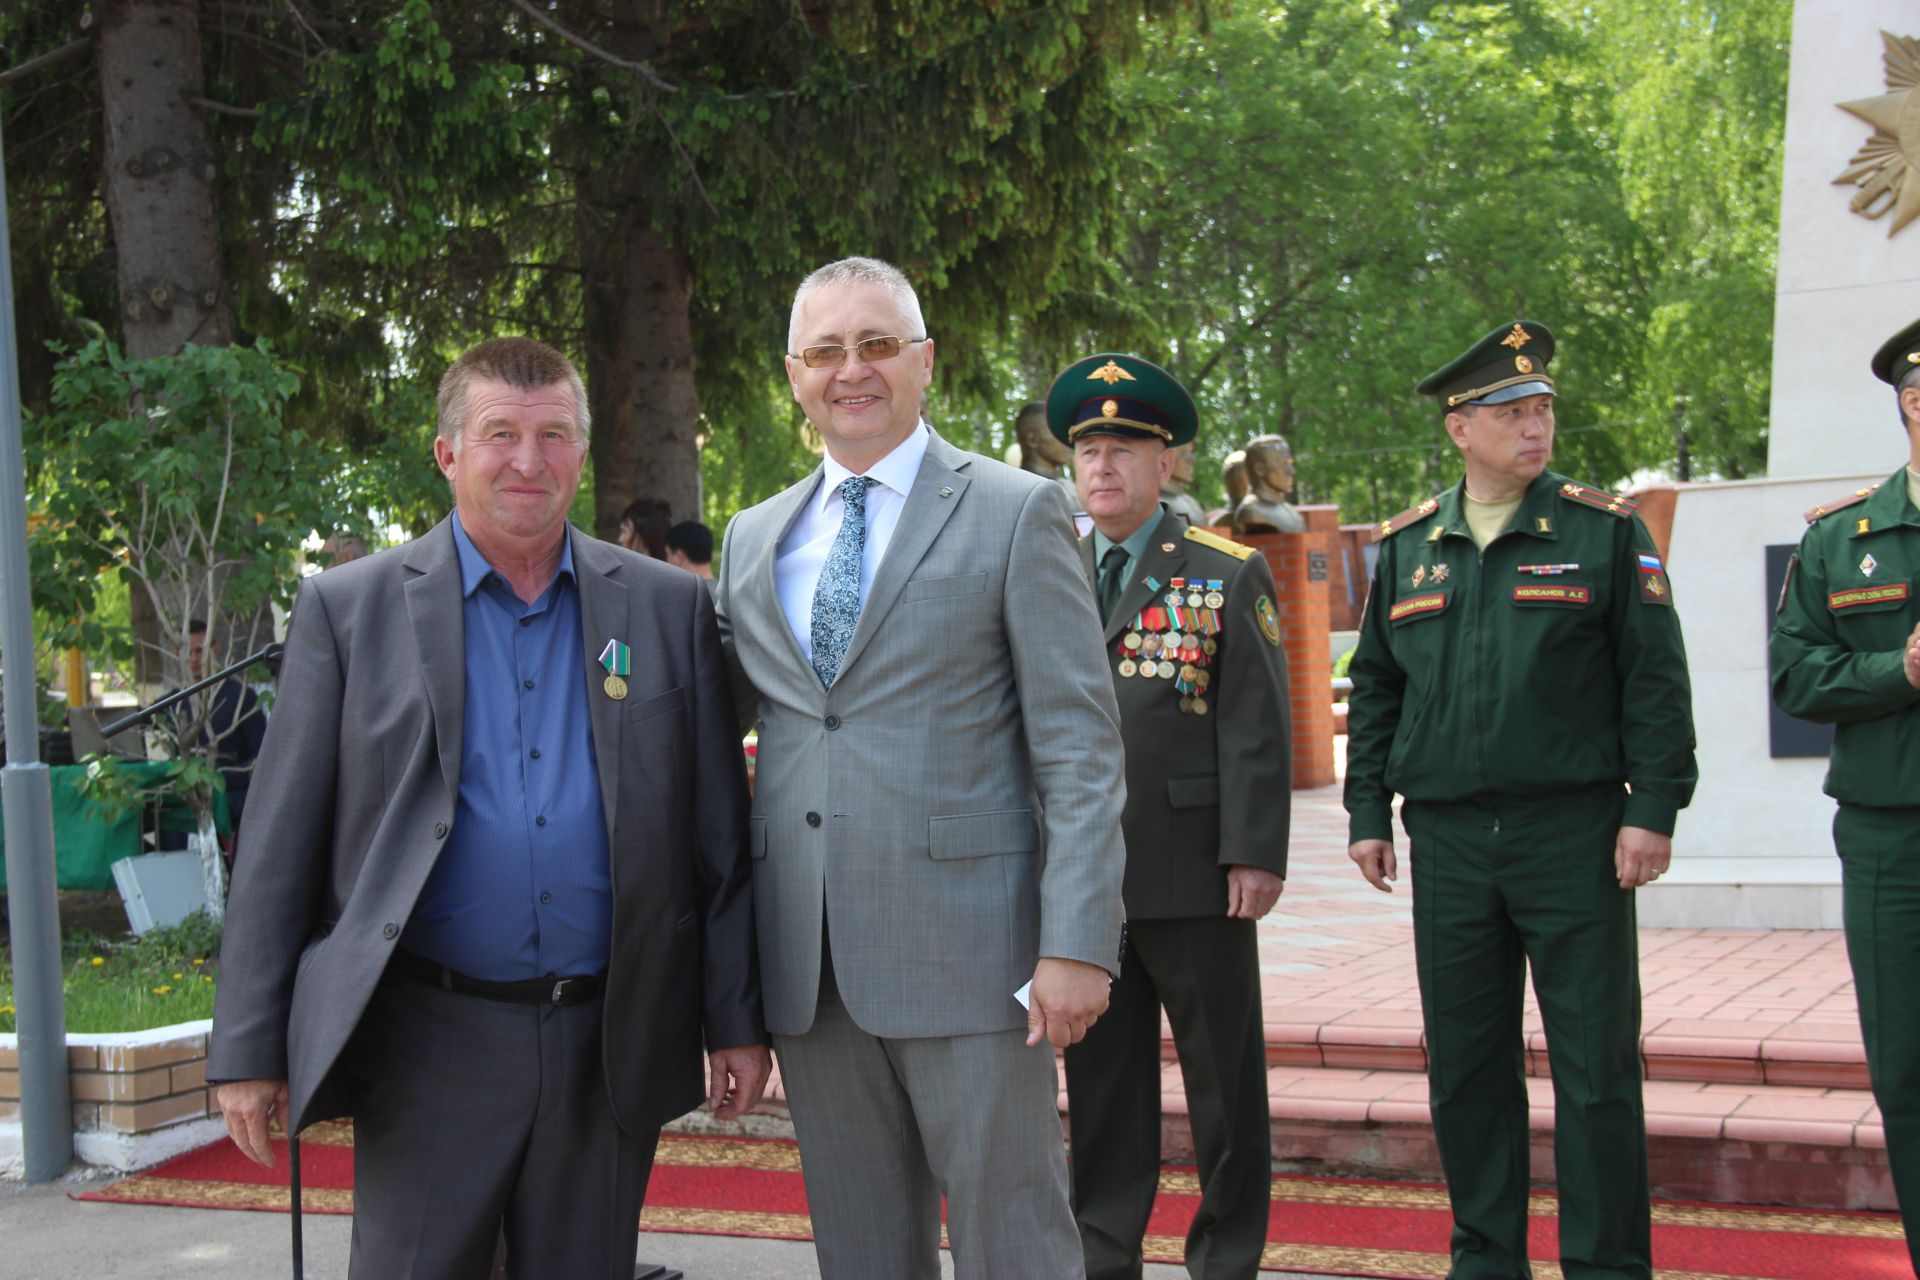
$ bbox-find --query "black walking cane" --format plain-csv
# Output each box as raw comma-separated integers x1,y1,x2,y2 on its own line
289,1129,304,1279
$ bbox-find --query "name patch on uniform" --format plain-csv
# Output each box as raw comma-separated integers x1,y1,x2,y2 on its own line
1512,584,1591,606
1828,582,1910,611
1389,592,1449,623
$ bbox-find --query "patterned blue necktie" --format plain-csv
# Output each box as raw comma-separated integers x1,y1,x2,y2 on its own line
810,475,874,689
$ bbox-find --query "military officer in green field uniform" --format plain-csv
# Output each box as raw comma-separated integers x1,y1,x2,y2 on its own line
1770,316,1920,1275
1343,322,1697,1280
1049,353,1292,1280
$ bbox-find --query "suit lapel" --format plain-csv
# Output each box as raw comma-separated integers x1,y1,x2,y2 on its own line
832,432,971,686
572,528,626,836
402,520,465,805
1103,508,1189,643
758,469,825,680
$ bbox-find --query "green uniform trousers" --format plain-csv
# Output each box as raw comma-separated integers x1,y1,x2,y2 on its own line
1065,917,1272,1280
1835,803,1920,1275
1403,786,1649,1280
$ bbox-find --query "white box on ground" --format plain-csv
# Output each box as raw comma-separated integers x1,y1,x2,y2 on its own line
111,851,209,935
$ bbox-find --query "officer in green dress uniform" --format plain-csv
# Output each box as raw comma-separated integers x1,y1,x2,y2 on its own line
1048,353,1292,1280
1343,323,1697,1280
1770,315,1920,1274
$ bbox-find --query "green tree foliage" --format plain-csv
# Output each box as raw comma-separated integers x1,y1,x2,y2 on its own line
1109,0,1787,520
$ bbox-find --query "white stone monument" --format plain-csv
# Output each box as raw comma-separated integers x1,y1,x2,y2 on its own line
1645,1,1920,928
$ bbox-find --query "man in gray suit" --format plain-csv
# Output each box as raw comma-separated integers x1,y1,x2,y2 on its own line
209,338,769,1278
716,257,1127,1279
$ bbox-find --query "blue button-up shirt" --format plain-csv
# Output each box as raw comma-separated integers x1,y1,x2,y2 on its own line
401,513,612,981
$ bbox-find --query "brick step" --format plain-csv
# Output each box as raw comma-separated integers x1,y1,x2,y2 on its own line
1144,1061,1894,1213
700,1055,1893,1214
1161,1012,1872,1091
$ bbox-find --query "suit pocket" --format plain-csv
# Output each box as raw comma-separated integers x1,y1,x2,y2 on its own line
899,572,989,603
1166,775,1221,809
927,808,1037,860
623,684,687,724
749,815,768,860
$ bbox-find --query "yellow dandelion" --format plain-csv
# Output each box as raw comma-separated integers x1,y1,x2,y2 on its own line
1,1005,14,1015
172,972,183,980
201,975,213,983
152,985,172,996
192,958,204,966
90,957,104,967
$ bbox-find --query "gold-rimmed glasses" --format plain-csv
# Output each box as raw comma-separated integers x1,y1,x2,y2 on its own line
791,335,928,369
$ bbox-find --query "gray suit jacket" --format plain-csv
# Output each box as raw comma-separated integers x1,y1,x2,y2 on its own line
208,519,763,1134
716,431,1126,1039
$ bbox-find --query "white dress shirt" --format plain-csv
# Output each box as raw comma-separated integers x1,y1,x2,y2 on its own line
775,423,931,662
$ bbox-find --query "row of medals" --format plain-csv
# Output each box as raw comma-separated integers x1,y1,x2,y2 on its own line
1117,577,1225,716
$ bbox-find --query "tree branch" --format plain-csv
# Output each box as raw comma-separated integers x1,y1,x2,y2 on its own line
0,37,90,89
187,96,263,119
503,0,680,94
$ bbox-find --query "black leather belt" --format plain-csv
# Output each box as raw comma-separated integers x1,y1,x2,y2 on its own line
389,949,605,1006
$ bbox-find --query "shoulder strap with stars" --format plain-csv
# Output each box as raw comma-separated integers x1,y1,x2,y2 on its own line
1555,480,1638,518
1183,525,1256,561
1371,496,1440,543
1803,484,1879,525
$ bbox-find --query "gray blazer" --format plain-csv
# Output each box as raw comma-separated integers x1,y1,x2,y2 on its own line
208,519,763,1134
716,431,1126,1039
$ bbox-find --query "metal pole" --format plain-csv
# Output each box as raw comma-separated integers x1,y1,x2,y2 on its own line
0,121,73,1181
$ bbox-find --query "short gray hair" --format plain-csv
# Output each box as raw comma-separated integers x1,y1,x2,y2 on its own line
788,257,927,354
437,337,590,450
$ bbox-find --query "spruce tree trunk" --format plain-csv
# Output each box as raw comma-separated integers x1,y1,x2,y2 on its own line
583,223,702,539
96,0,232,687
96,0,231,359
577,0,703,540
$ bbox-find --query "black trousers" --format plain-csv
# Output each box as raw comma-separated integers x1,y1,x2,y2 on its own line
1065,917,1271,1280
339,968,659,1280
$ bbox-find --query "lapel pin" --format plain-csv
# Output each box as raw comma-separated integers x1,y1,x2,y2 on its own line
1161,542,1176,552
597,638,631,700
939,486,954,498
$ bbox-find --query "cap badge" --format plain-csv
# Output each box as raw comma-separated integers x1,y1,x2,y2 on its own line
1087,360,1137,385
1103,399,1119,418
1909,352,1920,365
1515,355,1533,373
1500,324,1530,350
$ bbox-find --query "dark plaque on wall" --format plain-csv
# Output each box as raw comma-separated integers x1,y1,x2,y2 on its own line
1766,543,1836,759
1307,550,1329,583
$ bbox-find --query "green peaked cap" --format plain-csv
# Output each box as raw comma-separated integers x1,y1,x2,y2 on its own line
1871,315,1920,385
1045,353,1198,448
1416,321,1558,409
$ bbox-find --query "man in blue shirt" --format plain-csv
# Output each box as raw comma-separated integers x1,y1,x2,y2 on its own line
210,338,768,1278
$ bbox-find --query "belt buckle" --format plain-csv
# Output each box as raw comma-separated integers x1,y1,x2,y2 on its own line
549,977,575,1004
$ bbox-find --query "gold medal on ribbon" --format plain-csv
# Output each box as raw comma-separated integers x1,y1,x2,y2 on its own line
604,674,628,700
1192,696,1209,715
1204,590,1224,609
1118,658,1138,678
1138,659,1159,679
1123,632,1143,652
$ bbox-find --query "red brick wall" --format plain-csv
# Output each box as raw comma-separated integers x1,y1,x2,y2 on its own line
1244,525,1336,790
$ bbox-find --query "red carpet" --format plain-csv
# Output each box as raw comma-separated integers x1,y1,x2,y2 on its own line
78,1125,1907,1278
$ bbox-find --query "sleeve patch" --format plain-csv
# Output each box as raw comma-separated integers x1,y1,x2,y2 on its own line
1638,566,1674,606
1255,594,1281,645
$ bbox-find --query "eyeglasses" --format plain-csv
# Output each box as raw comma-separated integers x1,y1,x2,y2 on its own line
792,335,928,369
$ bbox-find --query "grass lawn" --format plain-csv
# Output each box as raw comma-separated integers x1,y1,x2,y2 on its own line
0,908,221,1034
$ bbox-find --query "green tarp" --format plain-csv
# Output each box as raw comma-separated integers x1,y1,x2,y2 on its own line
0,762,231,892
